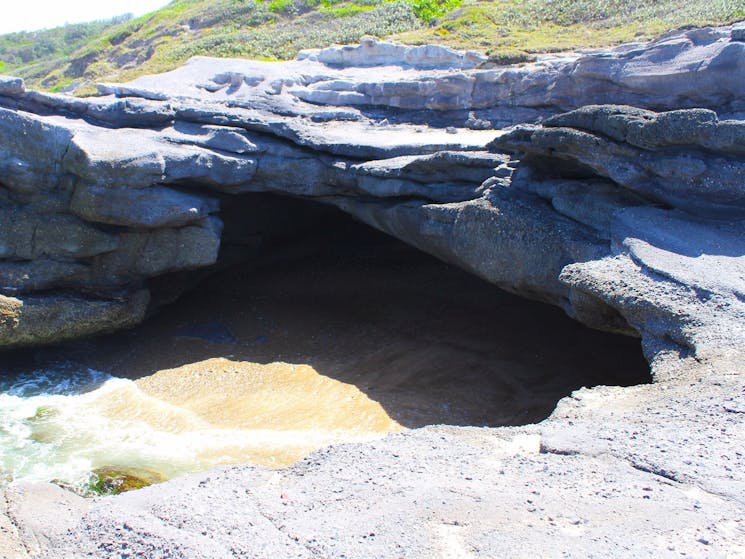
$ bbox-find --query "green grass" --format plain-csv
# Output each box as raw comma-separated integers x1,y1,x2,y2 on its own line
395,0,745,52
0,0,743,93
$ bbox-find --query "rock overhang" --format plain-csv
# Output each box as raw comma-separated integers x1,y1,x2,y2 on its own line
0,24,743,559
0,27,742,380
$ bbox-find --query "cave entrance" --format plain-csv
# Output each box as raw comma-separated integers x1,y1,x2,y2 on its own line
57,191,652,427
0,193,650,491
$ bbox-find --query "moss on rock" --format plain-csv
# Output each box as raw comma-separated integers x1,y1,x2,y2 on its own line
88,466,167,495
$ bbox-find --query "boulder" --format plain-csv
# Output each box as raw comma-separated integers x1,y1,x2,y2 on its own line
0,76,24,96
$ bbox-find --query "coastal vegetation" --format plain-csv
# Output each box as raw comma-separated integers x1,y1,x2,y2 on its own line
0,0,743,92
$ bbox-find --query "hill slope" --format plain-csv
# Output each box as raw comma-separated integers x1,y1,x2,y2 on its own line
1,0,744,93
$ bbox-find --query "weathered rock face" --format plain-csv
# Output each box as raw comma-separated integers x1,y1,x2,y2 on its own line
1,23,744,559
488,105,745,373
297,35,488,69
0,24,743,379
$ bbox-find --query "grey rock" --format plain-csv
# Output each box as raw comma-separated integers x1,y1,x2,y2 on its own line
0,29,740,363
298,36,487,69
0,209,119,260
491,106,745,218
560,207,745,368
521,179,649,237
0,108,72,193
96,83,169,101
4,90,176,127
465,110,492,130
540,373,745,503
0,259,90,294
91,217,222,286
544,104,745,156
291,25,745,114
330,192,610,316
351,150,506,184
40,405,745,558
1,482,88,557
62,123,258,189
164,121,260,154
0,76,25,96
70,183,219,228
63,127,167,188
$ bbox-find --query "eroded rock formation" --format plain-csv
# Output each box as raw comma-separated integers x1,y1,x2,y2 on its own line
0,25,743,379
0,22,744,559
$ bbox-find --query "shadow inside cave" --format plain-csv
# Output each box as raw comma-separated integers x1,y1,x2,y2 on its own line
4,195,651,430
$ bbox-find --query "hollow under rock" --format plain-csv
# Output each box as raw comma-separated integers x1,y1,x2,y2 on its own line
1,195,652,482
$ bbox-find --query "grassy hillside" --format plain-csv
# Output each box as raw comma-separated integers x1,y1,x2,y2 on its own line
1,0,743,94
0,15,131,79
399,0,745,61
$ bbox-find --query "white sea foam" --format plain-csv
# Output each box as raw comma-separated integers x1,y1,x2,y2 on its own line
0,363,387,491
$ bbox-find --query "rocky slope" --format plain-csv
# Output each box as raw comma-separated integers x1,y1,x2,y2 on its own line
0,23,743,558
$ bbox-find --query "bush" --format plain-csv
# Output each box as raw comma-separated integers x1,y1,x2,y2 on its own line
168,0,418,61
410,0,462,22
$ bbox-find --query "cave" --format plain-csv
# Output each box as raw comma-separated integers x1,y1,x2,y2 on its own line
1,19,742,556
16,192,653,419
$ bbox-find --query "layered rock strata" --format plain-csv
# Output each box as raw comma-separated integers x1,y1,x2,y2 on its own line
0,25,743,378
0,21,744,559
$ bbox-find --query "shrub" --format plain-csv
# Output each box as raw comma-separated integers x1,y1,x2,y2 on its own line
485,48,536,65
410,0,462,22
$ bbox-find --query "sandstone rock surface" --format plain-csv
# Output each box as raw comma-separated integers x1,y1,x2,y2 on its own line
0,23,743,558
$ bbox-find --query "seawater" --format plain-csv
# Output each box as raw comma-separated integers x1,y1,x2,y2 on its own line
0,363,118,489
0,358,402,493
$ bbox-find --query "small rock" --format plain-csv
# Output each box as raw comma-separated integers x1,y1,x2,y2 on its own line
732,27,745,42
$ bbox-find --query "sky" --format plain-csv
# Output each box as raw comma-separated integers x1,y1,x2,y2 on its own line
0,0,173,34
